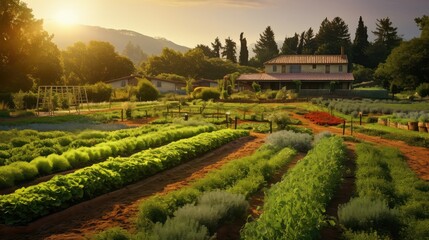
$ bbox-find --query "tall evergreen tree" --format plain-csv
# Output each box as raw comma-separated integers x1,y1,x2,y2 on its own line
297,31,305,54
366,17,402,68
281,33,299,54
222,37,237,63
352,16,370,66
253,26,279,66
211,37,222,58
302,28,316,54
372,17,402,51
239,32,249,65
315,17,351,55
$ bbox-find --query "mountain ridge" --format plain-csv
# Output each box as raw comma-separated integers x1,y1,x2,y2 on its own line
44,22,190,56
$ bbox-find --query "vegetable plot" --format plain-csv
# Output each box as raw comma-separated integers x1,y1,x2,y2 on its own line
0,129,248,225
241,136,346,240
0,124,214,188
338,143,429,239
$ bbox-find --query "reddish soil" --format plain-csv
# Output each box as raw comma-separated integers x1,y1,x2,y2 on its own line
290,112,429,181
319,142,357,240
0,132,266,240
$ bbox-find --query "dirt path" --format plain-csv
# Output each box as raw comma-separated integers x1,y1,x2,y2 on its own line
290,112,429,181
0,132,266,240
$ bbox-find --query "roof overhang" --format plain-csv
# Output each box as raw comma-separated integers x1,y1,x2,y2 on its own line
237,73,354,82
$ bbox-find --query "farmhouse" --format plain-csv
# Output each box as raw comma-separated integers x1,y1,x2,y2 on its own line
237,53,354,95
104,75,186,94
105,75,140,89
147,77,186,94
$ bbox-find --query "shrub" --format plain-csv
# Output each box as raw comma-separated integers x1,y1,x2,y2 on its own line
416,83,429,97
200,88,220,101
86,82,113,102
275,87,287,100
137,78,159,101
149,217,209,240
338,197,401,238
252,81,261,92
173,191,248,233
265,130,312,152
92,227,131,240
268,112,292,130
137,197,169,230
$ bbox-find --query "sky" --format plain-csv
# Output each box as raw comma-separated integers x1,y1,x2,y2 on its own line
25,0,429,48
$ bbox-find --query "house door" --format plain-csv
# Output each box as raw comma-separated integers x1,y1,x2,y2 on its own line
325,65,330,73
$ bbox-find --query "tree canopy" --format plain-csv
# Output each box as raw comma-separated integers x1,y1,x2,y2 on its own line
0,0,62,92
222,37,237,63
315,17,351,55
62,41,135,85
375,16,429,89
253,26,279,66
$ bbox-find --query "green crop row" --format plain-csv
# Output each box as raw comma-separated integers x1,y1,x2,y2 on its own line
0,124,213,189
0,129,248,225
92,144,296,239
241,136,346,240
311,98,429,116
0,124,168,166
338,143,429,240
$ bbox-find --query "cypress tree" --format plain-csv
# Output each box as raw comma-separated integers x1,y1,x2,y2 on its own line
239,32,249,65
352,16,370,66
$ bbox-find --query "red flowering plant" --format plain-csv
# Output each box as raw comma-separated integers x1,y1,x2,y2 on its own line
304,111,344,126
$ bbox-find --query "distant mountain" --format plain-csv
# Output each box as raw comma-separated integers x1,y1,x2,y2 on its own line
44,22,190,56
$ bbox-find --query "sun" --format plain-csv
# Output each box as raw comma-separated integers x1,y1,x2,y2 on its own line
54,9,78,25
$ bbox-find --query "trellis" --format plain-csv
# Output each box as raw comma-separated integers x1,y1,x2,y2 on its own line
36,86,88,115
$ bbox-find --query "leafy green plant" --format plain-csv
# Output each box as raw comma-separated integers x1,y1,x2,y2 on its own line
241,137,346,240
338,197,401,236
0,129,248,225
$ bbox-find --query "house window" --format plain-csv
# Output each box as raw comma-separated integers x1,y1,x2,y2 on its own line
290,65,301,73
157,81,162,87
281,65,286,73
273,65,277,72
312,64,317,69
339,65,343,72
325,65,330,73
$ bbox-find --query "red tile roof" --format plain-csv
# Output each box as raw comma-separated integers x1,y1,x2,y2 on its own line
265,55,348,64
237,73,354,81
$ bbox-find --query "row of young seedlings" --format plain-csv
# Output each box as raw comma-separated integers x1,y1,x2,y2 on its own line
0,124,212,189
93,136,299,239
0,124,166,167
338,143,429,239
0,128,248,225
241,136,346,239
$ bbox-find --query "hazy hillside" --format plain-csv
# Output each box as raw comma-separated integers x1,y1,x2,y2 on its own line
44,22,190,56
